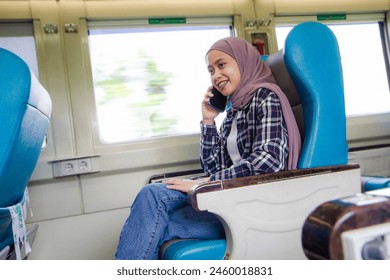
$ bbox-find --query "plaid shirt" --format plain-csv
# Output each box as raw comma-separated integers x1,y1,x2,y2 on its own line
200,88,289,181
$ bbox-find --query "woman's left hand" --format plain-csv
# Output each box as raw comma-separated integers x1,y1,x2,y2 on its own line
164,178,209,193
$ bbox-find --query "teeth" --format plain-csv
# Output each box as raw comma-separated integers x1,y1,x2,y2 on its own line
218,81,228,88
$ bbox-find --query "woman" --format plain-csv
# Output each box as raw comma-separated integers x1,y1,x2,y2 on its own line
115,37,301,260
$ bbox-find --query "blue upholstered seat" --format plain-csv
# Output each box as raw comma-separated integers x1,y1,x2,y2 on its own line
362,176,390,191
161,22,347,260
161,239,226,260
285,23,347,169
0,48,52,258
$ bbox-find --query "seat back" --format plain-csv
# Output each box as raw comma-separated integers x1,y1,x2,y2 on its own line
0,48,52,250
266,22,347,169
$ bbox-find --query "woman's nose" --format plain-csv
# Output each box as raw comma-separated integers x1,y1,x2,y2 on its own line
212,69,222,81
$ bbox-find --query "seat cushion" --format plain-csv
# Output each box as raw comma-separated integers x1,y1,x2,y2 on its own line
161,239,226,260
362,176,390,191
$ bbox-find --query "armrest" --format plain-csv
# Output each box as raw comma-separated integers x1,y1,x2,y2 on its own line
189,164,361,210
187,164,362,259
148,168,208,183
302,193,390,260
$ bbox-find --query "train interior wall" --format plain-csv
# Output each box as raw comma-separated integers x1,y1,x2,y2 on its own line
0,0,389,259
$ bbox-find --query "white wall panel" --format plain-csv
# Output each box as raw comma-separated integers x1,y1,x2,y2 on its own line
27,208,129,260
349,147,390,177
27,178,83,223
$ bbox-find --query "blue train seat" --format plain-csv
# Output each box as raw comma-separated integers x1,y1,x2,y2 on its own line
159,22,361,260
362,176,390,192
0,48,52,259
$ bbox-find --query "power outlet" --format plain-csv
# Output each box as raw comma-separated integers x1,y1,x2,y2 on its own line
60,160,77,176
52,157,99,177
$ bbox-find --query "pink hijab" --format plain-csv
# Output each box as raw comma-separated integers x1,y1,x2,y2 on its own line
207,37,301,170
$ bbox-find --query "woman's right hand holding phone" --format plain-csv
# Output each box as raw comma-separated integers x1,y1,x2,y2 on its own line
201,87,220,125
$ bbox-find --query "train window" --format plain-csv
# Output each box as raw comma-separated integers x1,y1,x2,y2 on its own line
88,19,232,143
0,22,39,78
275,19,390,117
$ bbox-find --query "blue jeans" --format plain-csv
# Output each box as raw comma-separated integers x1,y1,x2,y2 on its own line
115,183,225,260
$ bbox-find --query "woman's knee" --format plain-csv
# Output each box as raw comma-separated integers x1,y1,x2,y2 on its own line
134,184,173,205
138,183,168,198
133,183,186,209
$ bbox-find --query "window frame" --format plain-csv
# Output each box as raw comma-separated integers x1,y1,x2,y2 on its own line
86,17,234,147
274,13,390,150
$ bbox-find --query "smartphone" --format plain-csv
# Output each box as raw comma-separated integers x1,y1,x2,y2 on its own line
208,87,227,112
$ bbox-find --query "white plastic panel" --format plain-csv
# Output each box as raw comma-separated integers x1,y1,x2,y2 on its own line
196,167,362,259
342,223,390,260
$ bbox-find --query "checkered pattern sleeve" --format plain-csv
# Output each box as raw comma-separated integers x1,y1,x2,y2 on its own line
200,88,289,181
199,122,226,176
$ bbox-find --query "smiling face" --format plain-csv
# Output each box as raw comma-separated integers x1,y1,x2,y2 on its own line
206,50,241,97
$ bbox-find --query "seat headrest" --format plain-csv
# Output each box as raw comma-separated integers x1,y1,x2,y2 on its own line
265,50,304,140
